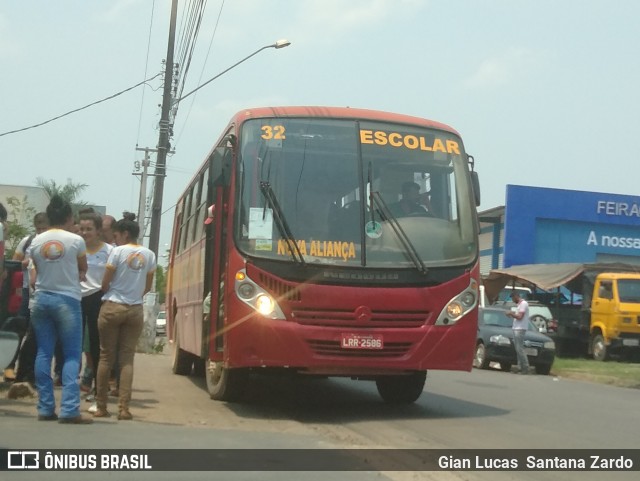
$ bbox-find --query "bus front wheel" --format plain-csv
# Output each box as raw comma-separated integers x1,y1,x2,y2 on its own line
205,361,248,402
375,371,426,404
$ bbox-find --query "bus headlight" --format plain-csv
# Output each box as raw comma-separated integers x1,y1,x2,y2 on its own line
256,294,275,316
237,282,256,299
234,269,285,320
435,279,478,326
446,302,463,318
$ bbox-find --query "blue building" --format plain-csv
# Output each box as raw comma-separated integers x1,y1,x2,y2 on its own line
479,185,640,275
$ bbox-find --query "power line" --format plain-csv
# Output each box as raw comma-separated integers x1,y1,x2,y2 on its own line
136,0,158,144
172,0,208,122
0,72,163,138
174,0,225,148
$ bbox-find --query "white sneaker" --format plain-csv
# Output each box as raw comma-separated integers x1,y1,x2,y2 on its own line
88,402,98,414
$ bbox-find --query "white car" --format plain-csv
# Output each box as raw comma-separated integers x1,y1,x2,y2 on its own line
156,311,167,336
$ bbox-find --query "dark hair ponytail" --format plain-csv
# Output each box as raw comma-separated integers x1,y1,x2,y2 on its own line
113,211,140,240
46,195,73,226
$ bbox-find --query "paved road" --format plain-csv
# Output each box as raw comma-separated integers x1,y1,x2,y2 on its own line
2,345,639,481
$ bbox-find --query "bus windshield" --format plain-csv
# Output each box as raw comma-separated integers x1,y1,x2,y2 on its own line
235,117,477,268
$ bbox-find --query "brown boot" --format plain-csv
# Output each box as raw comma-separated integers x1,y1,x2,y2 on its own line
117,410,133,421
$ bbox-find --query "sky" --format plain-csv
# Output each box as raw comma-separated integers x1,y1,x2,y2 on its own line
2,0,640,252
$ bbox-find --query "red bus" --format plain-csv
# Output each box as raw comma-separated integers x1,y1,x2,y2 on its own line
166,106,481,403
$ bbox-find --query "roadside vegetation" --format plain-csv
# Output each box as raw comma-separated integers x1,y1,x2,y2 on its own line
551,358,640,389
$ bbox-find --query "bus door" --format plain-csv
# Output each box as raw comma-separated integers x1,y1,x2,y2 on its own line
203,136,234,361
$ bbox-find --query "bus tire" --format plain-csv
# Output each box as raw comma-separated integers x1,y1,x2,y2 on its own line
205,361,248,402
172,323,193,376
375,371,426,404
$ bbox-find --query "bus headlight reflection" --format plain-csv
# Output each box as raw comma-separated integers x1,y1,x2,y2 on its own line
256,295,275,315
234,269,285,320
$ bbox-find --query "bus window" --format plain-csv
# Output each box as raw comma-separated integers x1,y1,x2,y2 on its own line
235,118,476,268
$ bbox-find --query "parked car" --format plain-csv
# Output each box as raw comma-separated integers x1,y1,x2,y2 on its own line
474,306,556,375
527,302,558,333
495,285,532,303
156,310,167,336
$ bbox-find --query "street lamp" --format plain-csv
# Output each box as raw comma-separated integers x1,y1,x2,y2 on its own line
147,38,291,257
173,39,292,105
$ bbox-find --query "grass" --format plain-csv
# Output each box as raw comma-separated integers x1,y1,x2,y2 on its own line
551,357,640,389
152,338,166,354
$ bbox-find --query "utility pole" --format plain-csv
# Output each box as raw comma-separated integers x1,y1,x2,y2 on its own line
133,146,156,237
148,0,178,257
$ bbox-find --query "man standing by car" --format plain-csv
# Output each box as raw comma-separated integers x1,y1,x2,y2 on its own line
505,291,530,374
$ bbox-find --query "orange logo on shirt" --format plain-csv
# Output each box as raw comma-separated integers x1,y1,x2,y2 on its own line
126,252,146,271
41,241,65,260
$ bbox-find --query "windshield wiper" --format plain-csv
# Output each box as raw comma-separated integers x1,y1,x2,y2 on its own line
259,181,305,266
370,191,428,275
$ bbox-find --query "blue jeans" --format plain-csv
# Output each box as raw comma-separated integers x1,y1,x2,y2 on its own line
513,329,530,373
31,291,83,418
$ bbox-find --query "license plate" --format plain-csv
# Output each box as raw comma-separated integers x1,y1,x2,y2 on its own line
341,334,383,350
622,339,640,346
524,347,538,356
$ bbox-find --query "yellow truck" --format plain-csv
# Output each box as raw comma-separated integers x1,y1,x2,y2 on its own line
587,272,640,360
484,263,640,360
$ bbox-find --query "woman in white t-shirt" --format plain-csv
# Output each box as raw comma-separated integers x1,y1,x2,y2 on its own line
93,213,156,420
29,195,92,424
79,211,113,407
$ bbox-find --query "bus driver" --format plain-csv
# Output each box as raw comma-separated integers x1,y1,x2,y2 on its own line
388,181,432,218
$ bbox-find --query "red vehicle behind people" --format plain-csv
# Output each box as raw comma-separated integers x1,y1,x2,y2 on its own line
166,106,481,403
1,260,25,375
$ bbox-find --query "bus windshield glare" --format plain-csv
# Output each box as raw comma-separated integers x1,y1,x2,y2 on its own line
235,118,477,268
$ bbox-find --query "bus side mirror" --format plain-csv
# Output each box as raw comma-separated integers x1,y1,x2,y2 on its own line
470,170,481,206
210,147,232,187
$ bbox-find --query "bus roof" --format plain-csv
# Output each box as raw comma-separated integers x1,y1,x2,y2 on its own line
228,106,461,136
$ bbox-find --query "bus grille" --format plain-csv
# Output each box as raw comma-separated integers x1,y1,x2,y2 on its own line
307,340,412,357
292,308,428,327
258,273,302,302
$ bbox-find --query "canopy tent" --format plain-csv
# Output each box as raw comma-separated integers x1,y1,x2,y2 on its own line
483,262,640,305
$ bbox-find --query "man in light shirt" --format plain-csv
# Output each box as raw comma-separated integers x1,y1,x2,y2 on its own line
505,291,531,375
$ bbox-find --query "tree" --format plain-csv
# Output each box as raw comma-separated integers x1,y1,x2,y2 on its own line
3,195,36,256
35,177,89,214
155,265,166,305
